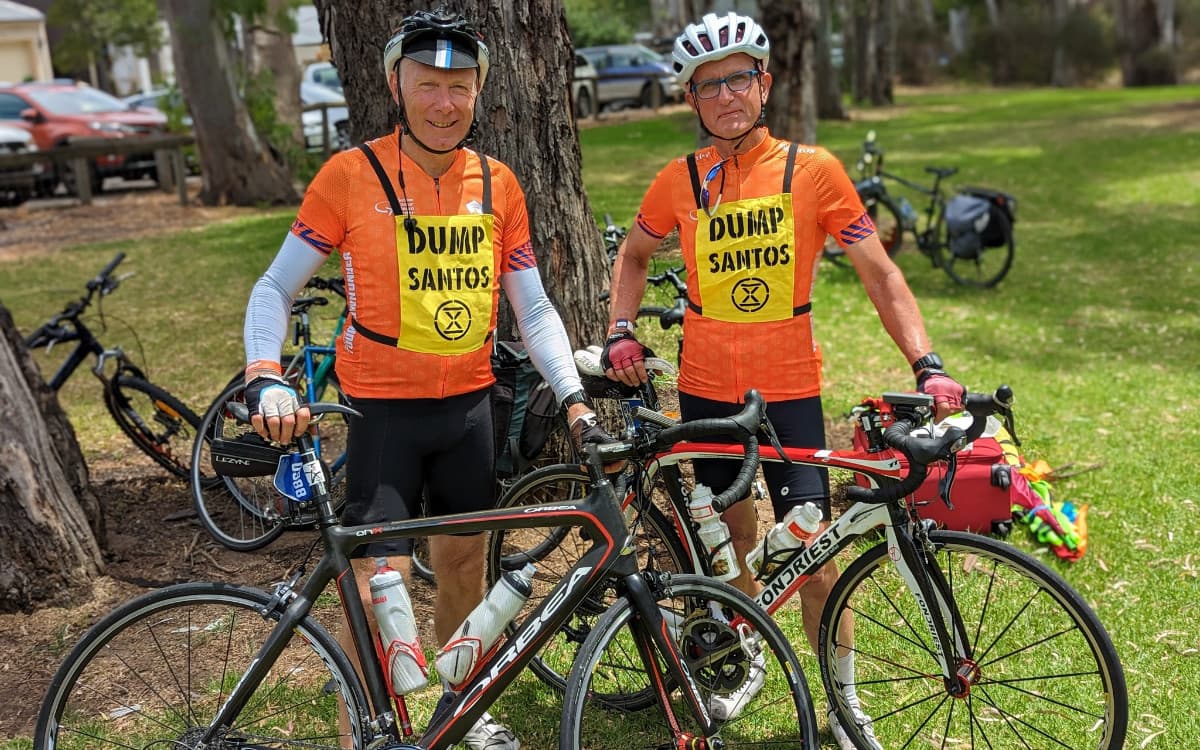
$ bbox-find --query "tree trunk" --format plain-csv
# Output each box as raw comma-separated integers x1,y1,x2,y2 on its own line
871,0,895,104
0,304,104,613
762,0,820,144
250,0,305,153
815,0,847,120
1114,0,1179,85
1052,0,1079,87
162,0,299,206
312,0,609,347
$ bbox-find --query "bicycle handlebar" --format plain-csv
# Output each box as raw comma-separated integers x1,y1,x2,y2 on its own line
594,389,766,513
88,252,126,292
845,385,1014,506
227,401,362,426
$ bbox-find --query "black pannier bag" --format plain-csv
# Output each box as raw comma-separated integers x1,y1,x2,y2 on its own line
960,186,1017,248
491,340,559,477
945,193,992,260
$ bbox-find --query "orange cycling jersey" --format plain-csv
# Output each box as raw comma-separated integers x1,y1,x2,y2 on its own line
293,128,537,399
635,134,872,403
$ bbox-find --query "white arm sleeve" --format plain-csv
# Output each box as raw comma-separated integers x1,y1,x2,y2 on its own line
501,267,584,404
244,233,330,366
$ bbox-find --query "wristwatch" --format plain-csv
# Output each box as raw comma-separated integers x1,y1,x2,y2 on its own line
560,389,589,408
910,352,945,375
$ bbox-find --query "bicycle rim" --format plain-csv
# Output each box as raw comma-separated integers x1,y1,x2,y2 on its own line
108,375,202,480
561,574,818,749
34,583,367,750
820,530,1126,750
487,464,690,698
937,211,1015,288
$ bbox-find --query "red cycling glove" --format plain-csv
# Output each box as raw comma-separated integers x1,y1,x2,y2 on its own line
918,371,966,416
600,331,649,373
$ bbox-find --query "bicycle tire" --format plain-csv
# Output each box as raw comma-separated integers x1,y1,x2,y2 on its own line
34,582,369,750
486,463,690,699
819,530,1127,750
106,374,204,481
560,573,819,750
823,195,904,266
190,372,349,552
936,208,1015,288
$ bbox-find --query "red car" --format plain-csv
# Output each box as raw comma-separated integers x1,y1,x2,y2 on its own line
0,80,167,195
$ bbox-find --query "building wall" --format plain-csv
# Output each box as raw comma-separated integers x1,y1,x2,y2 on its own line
0,19,52,82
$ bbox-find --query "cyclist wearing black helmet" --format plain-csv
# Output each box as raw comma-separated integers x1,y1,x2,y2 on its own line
242,8,608,748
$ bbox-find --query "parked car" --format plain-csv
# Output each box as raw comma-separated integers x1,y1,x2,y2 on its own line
572,53,598,119
303,61,343,94
0,122,42,206
123,88,192,130
300,81,349,153
0,80,166,195
576,44,682,110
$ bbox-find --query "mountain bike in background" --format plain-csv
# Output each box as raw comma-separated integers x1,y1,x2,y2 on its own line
23,252,205,480
824,130,1017,288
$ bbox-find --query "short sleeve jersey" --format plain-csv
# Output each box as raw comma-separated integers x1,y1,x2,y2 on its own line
635,135,872,402
293,129,537,399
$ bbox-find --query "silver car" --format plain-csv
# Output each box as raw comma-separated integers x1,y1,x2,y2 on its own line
576,44,681,110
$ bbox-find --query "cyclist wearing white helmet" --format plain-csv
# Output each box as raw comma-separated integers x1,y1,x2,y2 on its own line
603,12,964,748
242,8,612,749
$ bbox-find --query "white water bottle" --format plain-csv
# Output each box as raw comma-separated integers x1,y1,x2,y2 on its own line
689,483,740,582
435,563,536,686
369,558,428,695
746,502,823,580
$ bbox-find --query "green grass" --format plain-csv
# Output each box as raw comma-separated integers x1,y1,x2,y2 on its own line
3,85,1198,748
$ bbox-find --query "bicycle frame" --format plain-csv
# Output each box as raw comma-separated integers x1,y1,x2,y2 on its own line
203,432,723,749
32,315,132,391
631,441,972,681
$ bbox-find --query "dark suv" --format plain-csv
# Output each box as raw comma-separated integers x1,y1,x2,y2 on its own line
0,80,166,195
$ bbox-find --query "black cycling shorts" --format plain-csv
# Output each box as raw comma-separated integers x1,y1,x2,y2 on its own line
678,392,830,521
342,387,494,556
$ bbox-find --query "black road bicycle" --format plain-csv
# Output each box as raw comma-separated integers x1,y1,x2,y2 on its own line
22,252,205,480
35,394,820,750
824,130,1017,288
491,377,1127,750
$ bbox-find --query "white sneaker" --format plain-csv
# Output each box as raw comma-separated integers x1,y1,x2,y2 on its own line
707,652,766,721
461,711,519,750
828,698,881,750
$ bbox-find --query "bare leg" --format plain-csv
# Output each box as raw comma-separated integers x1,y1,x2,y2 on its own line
721,496,761,598
429,533,486,644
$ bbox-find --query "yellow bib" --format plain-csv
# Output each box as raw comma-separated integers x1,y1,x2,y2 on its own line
694,193,796,322
395,213,496,354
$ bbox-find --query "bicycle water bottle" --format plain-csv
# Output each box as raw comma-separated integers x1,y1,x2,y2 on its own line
897,196,918,229
688,483,740,582
435,563,536,686
745,502,823,580
369,558,428,695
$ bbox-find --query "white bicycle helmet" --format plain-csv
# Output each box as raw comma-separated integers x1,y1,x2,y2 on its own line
672,12,770,86
382,9,491,89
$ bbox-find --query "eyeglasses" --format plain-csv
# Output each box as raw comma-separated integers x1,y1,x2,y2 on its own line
700,159,727,216
691,69,761,100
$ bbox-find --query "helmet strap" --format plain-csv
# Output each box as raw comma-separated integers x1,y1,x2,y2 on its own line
691,63,768,152
395,90,475,155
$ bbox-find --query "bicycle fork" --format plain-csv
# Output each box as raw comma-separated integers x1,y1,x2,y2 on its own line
884,523,979,697
621,572,724,748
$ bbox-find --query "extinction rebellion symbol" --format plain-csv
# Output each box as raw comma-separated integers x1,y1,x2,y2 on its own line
732,278,769,313
434,300,472,341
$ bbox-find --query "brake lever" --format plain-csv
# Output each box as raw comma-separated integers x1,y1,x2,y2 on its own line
937,451,958,509
760,414,791,465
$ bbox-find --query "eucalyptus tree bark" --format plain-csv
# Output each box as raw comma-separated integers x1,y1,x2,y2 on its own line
815,0,847,120
248,0,305,153
161,0,299,206
0,304,104,613
312,0,609,346
849,0,894,105
1052,0,1081,87
761,0,819,144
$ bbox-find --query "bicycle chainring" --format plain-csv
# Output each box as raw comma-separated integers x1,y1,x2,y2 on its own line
680,608,750,696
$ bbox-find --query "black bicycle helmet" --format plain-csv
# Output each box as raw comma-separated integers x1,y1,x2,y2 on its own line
383,8,491,89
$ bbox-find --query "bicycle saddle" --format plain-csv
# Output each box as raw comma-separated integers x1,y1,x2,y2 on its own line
925,166,959,178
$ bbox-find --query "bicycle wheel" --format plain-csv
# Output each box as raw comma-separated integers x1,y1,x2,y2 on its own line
936,209,1015,288
106,374,204,481
824,195,903,266
191,372,349,552
34,582,368,750
561,574,819,750
487,464,691,699
820,530,1126,750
